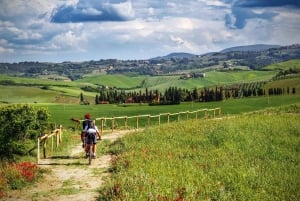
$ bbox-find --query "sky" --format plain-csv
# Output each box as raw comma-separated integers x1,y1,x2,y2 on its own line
0,0,300,63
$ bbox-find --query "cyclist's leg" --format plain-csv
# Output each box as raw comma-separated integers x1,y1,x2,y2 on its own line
85,135,92,156
92,134,97,157
81,131,86,148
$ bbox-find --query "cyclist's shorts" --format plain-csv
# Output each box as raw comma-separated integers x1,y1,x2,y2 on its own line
85,133,97,144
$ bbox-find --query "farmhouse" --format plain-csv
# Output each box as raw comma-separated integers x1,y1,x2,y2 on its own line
180,72,206,79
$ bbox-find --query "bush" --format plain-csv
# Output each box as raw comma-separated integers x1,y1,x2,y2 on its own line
0,104,49,159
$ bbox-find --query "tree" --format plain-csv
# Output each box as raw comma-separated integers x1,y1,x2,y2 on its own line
192,88,198,101
80,92,84,102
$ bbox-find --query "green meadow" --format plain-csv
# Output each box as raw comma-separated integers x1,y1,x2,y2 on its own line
262,59,300,70
75,70,276,91
28,95,299,129
102,108,300,200
0,68,277,96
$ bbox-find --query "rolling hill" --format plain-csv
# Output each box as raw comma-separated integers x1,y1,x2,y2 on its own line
220,44,281,53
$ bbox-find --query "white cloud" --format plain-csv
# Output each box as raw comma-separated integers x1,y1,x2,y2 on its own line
0,0,299,62
51,30,87,51
109,1,135,19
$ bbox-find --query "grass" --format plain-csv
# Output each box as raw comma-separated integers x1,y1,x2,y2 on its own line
39,95,300,129
101,106,300,200
0,86,59,103
263,59,300,70
75,74,145,89
0,74,79,87
0,68,277,96
0,68,285,104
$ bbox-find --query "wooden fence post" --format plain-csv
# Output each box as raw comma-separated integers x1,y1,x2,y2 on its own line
43,138,47,158
167,113,170,124
147,115,150,126
112,117,114,133
56,130,59,147
158,115,161,126
51,135,54,153
124,116,128,129
59,125,62,143
101,118,104,133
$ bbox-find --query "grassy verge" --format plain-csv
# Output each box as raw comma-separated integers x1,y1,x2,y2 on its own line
100,105,300,200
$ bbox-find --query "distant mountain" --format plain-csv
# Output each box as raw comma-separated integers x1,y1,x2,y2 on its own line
220,44,281,53
151,52,196,60
152,44,282,60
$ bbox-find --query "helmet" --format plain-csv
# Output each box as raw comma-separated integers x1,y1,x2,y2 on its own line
84,113,91,119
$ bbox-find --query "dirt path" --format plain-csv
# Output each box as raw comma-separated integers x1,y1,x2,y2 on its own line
4,130,132,201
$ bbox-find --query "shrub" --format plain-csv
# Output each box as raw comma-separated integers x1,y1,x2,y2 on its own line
0,104,49,159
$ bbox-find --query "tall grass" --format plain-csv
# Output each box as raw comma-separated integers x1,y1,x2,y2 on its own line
101,110,300,200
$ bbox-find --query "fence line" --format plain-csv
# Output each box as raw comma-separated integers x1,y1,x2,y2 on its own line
37,108,221,163
37,125,62,164
86,107,221,133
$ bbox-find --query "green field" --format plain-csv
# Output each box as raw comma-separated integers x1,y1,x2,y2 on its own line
75,70,276,91
0,69,283,106
263,59,300,70
41,95,300,129
102,109,300,200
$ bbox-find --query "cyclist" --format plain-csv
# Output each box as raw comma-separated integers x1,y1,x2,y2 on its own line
84,120,101,158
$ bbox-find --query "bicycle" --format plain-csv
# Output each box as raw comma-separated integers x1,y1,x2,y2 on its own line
86,136,100,165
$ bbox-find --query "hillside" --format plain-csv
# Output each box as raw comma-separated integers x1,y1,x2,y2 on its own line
0,44,300,80
220,44,281,53
151,52,196,60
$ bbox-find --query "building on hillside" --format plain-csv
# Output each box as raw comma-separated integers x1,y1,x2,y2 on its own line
125,97,134,103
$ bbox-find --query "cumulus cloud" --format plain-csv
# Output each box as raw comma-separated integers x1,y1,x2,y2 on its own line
0,0,299,62
51,0,135,23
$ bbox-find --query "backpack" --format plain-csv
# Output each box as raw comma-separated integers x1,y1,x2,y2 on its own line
82,119,90,130
86,120,96,139
87,120,95,129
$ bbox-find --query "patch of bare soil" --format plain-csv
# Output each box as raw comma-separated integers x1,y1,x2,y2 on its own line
3,130,132,201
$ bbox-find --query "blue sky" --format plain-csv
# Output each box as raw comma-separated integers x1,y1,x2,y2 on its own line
0,0,299,62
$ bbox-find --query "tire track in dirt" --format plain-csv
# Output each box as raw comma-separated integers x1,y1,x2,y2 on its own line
3,130,133,201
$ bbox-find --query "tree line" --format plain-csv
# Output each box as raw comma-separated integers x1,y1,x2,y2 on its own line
80,82,297,105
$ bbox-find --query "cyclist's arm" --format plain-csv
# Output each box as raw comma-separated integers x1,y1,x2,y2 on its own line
95,126,101,140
